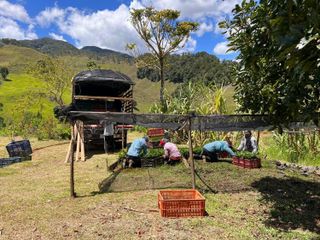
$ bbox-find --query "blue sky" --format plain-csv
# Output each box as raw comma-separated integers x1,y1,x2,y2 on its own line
0,0,240,60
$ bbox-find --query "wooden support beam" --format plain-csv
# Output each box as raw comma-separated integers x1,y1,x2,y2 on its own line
74,95,134,101
70,122,76,198
65,125,76,163
188,117,196,189
79,121,86,161
75,131,81,161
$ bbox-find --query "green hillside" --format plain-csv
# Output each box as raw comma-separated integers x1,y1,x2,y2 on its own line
0,41,235,130
0,45,46,73
0,44,176,123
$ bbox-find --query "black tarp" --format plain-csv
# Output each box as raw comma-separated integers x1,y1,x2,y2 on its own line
73,69,134,97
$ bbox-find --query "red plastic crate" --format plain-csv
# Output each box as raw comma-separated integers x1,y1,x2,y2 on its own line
158,190,205,218
232,157,261,169
147,128,164,137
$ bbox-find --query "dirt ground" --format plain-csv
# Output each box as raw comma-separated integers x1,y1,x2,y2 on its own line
0,136,319,240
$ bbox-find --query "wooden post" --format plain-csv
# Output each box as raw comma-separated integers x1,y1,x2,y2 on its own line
257,130,261,146
188,117,196,189
70,122,76,198
121,125,125,149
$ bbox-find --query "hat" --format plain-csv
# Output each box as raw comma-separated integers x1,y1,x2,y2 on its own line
159,138,169,147
159,140,165,147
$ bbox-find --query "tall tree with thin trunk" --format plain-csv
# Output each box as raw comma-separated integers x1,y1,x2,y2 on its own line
129,7,198,106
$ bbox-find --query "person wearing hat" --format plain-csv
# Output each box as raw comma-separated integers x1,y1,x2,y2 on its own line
202,139,236,162
125,136,149,168
159,138,181,165
237,131,258,153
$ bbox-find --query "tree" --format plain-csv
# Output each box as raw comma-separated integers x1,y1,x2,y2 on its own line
0,67,9,80
221,0,320,127
87,60,100,70
28,57,75,107
129,7,198,105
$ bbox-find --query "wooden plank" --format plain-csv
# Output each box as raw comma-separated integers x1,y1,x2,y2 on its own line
65,125,76,163
80,122,86,161
74,95,134,101
75,132,81,161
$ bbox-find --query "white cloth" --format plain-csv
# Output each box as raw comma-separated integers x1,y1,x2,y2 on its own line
237,136,258,153
103,123,114,136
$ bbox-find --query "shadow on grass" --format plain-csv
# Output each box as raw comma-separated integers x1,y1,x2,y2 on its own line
252,177,320,234
92,164,193,195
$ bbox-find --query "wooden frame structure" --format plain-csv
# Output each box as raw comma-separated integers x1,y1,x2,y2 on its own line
65,111,319,198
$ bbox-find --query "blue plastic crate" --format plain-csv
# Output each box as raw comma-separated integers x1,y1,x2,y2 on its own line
6,140,32,157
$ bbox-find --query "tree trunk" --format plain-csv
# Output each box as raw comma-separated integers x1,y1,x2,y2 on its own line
159,58,165,108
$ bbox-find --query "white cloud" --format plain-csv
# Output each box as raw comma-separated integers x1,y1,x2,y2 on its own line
36,4,145,52
49,33,66,42
137,0,241,20
0,16,37,40
196,22,214,37
0,0,31,23
213,41,233,55
34,0,241,54
36,6,69,27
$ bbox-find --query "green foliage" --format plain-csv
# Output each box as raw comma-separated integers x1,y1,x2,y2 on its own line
118,149,127,159
236,151,259,159
27,56,75,107
86,61,100,70
150,81,229,145
272,131,320,163
129,7,198,104
145,148,164,158
222,0,320,127
137,52,235,85
0,67,9,80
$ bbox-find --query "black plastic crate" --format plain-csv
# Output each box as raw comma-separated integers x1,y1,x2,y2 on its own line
6,140,32,157
0,157,22,168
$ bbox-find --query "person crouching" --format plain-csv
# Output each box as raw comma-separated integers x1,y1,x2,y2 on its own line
125,136,149,168
202,140,235,162
159,138,181,165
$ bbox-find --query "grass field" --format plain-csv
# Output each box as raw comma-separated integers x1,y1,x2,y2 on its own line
0,133,319,240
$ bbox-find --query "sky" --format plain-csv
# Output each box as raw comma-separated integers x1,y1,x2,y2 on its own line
0,0,241,60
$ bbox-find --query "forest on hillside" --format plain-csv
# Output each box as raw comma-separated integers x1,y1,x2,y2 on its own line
137,52,235,85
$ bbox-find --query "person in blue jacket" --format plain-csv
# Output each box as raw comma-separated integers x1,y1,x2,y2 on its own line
125,136,149,168
202,140,235,162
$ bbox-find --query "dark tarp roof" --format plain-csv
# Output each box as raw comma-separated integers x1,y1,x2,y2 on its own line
53,106,319,132
73,69,134,85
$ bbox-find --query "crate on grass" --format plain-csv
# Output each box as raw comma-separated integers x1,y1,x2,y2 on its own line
232,157,261,168
0,157,22,168
6,140,32,159
158,189,206,218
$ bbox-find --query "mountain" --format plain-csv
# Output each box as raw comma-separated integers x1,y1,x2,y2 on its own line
81,46,133,62
0,38,133,62
0,38,79,56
